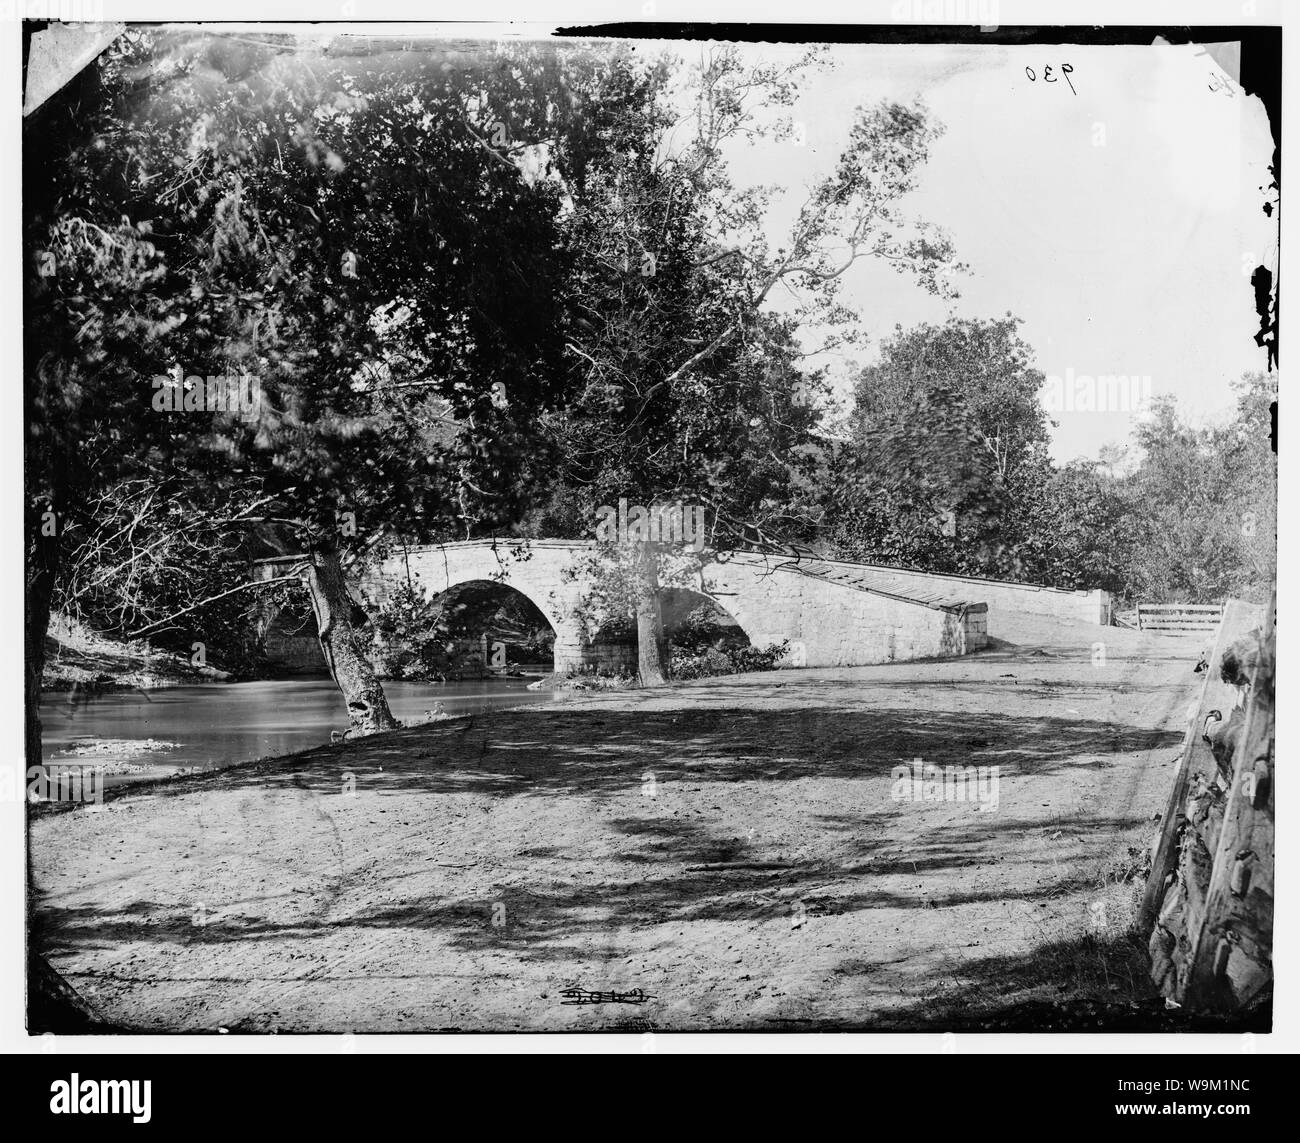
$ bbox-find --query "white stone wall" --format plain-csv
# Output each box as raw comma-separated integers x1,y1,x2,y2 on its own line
813,560,1110,627
703,553,985,668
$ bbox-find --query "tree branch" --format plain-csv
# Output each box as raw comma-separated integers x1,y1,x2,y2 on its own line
127,575,303,639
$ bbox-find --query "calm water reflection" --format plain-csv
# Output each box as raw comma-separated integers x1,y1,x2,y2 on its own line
40,676,552,782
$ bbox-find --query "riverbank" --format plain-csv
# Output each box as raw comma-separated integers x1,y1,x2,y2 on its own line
41,614,556,695
42,617,233,693
31,615,1240,1033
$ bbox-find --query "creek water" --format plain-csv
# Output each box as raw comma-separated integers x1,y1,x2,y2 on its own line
38,675,552,786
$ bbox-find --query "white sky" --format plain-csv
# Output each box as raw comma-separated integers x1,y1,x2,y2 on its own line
661,39,1276,462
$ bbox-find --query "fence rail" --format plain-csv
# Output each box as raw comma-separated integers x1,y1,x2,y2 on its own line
1137,603,1224,632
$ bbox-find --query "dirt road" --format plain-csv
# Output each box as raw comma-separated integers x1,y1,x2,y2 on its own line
30,616,1205,1032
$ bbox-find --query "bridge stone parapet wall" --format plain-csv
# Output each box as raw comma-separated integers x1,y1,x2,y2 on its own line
826,562,1111,627
256,541,1102,675
703,552,985,668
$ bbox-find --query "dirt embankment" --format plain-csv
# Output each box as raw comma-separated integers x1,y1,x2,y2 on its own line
30,615,1234,1033
41,617,232,693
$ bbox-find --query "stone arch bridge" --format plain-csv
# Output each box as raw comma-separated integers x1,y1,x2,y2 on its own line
254,540,1110,674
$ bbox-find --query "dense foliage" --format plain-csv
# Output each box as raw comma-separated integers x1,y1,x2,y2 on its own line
822,317,1274,604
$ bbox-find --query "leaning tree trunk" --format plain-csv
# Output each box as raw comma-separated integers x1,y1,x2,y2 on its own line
632,542,668,687
302,543,399,736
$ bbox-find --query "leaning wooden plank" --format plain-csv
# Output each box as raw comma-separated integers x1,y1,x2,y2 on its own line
1140,690,1212,933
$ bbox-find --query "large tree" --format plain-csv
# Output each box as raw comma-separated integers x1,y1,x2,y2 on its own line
26,31,619,739
530,46,961,683
831,315,1051,576
1115,374,1276,604
25,28,188,765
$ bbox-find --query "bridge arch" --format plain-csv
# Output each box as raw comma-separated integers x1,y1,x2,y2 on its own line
359,542,592,675
409,578,557,672
660,586,754,648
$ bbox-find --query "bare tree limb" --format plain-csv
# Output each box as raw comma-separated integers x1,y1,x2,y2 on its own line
127,575,303,639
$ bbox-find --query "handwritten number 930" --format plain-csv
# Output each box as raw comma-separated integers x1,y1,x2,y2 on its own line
1025,63,1077,96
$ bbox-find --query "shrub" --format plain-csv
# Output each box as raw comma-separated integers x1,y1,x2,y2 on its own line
669,639,788,680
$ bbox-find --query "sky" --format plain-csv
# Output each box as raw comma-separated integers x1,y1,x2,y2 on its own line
649,38,1276,462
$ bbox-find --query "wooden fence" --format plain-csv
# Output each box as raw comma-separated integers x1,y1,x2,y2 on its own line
1141,595,1274,1012
1136,603,1224,632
